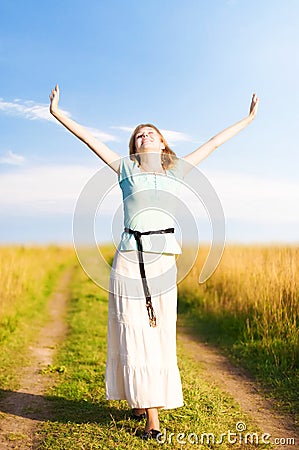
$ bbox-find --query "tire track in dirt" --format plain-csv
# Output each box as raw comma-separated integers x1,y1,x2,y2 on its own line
0,268,72,449
178,328,298,450
1,272,297,449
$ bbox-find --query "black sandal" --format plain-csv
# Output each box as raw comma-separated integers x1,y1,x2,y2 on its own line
132,409,146,421
141,429,162,440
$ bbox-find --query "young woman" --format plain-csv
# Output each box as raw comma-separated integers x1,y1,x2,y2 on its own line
49,86,259,439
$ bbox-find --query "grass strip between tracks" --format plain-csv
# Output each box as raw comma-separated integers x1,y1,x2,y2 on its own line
38,263,269,450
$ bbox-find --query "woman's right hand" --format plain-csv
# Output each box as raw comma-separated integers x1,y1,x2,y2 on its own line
49,84,60,114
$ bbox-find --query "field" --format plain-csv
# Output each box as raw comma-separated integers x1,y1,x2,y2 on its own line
0,244,297,448
0,245,75,389
177,244,299,413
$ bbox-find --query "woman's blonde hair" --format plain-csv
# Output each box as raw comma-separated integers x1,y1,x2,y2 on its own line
129,123,177,169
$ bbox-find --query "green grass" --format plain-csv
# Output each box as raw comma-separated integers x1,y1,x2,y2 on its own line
0,246,75,393
37,262,270,449
2,244,289,447
177,245,299,422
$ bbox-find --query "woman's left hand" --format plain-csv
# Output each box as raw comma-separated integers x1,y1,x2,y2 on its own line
249,93,259,120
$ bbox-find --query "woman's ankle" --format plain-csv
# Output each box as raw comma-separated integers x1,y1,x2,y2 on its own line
145,408,160,431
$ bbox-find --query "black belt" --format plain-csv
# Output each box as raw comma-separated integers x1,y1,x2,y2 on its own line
124,227,175,327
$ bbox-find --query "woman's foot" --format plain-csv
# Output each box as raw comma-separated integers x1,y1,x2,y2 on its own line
132,408,146,420
141,429,162,440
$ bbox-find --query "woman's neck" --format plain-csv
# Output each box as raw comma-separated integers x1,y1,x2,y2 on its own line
138,152,164,173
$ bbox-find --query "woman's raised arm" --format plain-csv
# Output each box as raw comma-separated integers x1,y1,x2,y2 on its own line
49,85,120,173
182,93,259,173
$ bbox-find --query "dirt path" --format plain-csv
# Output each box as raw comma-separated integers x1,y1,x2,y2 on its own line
0,271,297,449
0,268,72,450
178,327,298,449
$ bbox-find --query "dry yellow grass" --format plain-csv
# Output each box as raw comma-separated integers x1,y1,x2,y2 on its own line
178,244,299,409
0,245,75,323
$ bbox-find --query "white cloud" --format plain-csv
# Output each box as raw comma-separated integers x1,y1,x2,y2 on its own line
1,164,298,230
0,161,299,246
0,164,121,215
0,98,66,122
112,125,193,144
0,150,25,165
0,98,118,142
181,169,299,224
162,129,193,144
85,126,118,142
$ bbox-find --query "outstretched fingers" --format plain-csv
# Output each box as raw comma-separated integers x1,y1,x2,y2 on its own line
49,84,60,112
50,84,59,99
249,92,259,118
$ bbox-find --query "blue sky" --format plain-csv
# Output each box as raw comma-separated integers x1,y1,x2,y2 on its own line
0,0,298,245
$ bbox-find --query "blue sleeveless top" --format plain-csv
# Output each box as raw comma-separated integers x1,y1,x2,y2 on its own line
118,157,184,254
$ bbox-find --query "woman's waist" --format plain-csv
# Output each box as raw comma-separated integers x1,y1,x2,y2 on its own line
118,231,182,254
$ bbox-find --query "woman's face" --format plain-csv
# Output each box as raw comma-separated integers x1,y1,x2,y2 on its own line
134,126,165,153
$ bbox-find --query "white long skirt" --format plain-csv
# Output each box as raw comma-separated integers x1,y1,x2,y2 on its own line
105,250,184,409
